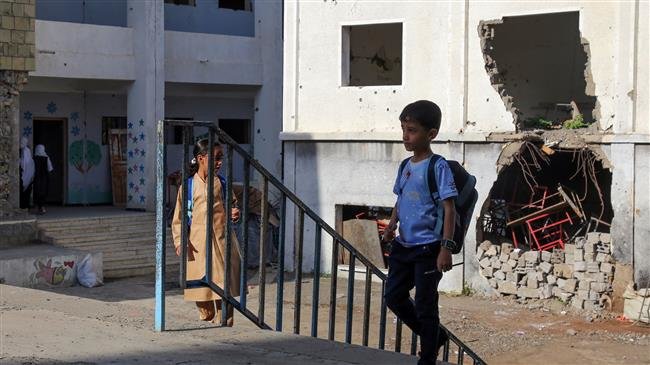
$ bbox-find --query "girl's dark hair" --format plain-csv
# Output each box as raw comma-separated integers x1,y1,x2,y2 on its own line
187,138,221,176
399,100,442,130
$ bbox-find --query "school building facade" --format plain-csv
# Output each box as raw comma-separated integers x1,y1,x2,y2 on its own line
281,1,650,293
17,0,282,211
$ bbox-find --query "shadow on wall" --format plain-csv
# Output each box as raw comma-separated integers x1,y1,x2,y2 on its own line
479,11,599,131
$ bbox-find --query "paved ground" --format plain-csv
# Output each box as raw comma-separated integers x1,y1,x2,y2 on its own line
1,274,649,365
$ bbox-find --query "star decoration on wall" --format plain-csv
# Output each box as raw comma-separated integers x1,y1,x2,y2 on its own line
128,121,133,129
128,194,133,202
134,186,139,193
139,177,145,186
46,101,57,114
22,126,32,137
71,126,81,137
23,111,32,120
139,164,145,173
140,195,146,203
132,137,138,144
140,150,145,157
129,182,134,189
139,132,145,141
139,119,145,127
128,167,133,174
70,112,79,121
128,150,134,158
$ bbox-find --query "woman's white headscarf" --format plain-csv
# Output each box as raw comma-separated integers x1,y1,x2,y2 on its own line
34,144,54,173
20,137,35,189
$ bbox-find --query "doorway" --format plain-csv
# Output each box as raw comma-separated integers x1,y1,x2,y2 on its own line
33,119,67,205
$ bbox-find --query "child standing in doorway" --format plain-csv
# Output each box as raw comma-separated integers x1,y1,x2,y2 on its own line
382,100,458,365
172,138,242,326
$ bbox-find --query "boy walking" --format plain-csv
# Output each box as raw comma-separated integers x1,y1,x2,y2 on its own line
382,100,458,365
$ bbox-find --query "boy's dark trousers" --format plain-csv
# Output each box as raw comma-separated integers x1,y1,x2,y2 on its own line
384,240,448,365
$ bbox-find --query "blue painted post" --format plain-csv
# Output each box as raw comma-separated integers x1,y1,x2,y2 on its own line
154,119,167,332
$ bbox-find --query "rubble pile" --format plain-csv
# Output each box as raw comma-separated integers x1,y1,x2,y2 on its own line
479,232,615,310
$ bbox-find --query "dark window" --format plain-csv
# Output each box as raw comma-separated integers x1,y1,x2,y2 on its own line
342,23,403,86
219,119,250,144
219,0,251,11
102,117,127,145
165,0,196,6
165,118,193,145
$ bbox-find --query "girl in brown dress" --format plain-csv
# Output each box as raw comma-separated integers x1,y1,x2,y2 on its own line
172,139,241,325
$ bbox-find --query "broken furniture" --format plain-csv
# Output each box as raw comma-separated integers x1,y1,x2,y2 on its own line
507,185,585,251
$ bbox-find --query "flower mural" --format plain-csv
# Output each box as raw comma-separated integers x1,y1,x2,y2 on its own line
69,140,102,173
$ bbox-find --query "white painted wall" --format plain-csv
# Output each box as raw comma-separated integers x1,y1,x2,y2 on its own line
33,20,135,81
284,1,645,137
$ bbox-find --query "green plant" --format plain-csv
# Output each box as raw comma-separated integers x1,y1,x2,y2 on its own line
462,282,475,296
563,113,589,129
521,116,554,130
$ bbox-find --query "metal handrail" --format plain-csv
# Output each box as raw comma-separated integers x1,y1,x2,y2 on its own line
155,119,486,365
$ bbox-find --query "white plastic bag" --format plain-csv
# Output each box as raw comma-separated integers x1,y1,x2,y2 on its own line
77,253,104,288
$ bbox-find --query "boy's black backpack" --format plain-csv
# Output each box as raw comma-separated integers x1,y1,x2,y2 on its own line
398,155,478,254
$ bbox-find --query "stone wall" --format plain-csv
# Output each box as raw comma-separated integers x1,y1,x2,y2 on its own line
479,232,615,311
1,0,36,71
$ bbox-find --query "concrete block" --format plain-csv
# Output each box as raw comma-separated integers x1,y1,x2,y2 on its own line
587,262,600,273
481,267,494,278
499,253,510,263
535,271,547,282
552,286,563,297
589,291,601,301
501,243,514,255
596,253,612,263
518,287,540,299
479,240,492,251
586,232,600,245
524,250,540,263
510,250,522,259
577,289,590,300
574,238,586,248
491,259,502,270
0,29,10,42
476,248,485,260
584,272,606,283
599,233,611,244
541,251,552,262
574,248,584,262
578,280,593,291
558,292,574,302
486,246,498,257
561,278,577,292
547,275,557,285
557,278,567,288
498,281,518,295
2,15,15,29
584,300,602,311
479,257,491,269
572,298,585,310
501,263,513,273
584,242,596,254
527,276,539,289
507,259,518,268
506,272,521,283
494,270,506,281
600,262,614,274
590,282,611,293
488,278,498,288
14,16,28,31
519,274,528,286
583,252,595,262
540,284,553,299
539,261,553,274
554,263,573,279
574,272,585,281
518,256,526,267
574,261,587,272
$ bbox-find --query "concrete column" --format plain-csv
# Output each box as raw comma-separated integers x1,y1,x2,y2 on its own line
634,145,650,285
610,143,635,265
126,0,164,211
253,0,283,178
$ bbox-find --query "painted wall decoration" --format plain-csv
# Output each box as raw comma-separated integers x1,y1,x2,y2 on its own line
19,93,121,205
28,258,75,287
69,139,102,173
127,118,147,208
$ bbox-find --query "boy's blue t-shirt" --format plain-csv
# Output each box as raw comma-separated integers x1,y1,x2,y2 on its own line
393,156,458,246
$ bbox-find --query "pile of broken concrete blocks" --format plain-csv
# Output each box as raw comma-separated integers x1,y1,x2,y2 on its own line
478,232,615,310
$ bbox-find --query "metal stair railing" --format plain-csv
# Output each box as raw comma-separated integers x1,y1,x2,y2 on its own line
154,119,486,365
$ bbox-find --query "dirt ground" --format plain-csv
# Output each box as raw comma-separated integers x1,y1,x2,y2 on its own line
1,273,649,365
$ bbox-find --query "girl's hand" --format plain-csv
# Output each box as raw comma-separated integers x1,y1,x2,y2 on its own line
175,245,181,256
231,207,241,223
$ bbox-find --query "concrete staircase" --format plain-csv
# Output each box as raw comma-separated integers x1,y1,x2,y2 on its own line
37,213,179,279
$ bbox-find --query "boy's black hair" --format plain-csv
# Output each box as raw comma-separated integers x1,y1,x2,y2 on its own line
399,100,442,130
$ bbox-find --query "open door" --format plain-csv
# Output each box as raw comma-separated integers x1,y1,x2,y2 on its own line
109,129,127,207
33,119,66,205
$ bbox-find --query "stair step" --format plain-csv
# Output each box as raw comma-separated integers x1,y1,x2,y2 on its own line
50,238,174,252
42,230,159,244
37,215,156,228
104,263,179,279
38,222,157,235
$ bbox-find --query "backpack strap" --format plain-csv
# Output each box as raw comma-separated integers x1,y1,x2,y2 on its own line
397,157,412,195
187,177,193,227
426,154,445,237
